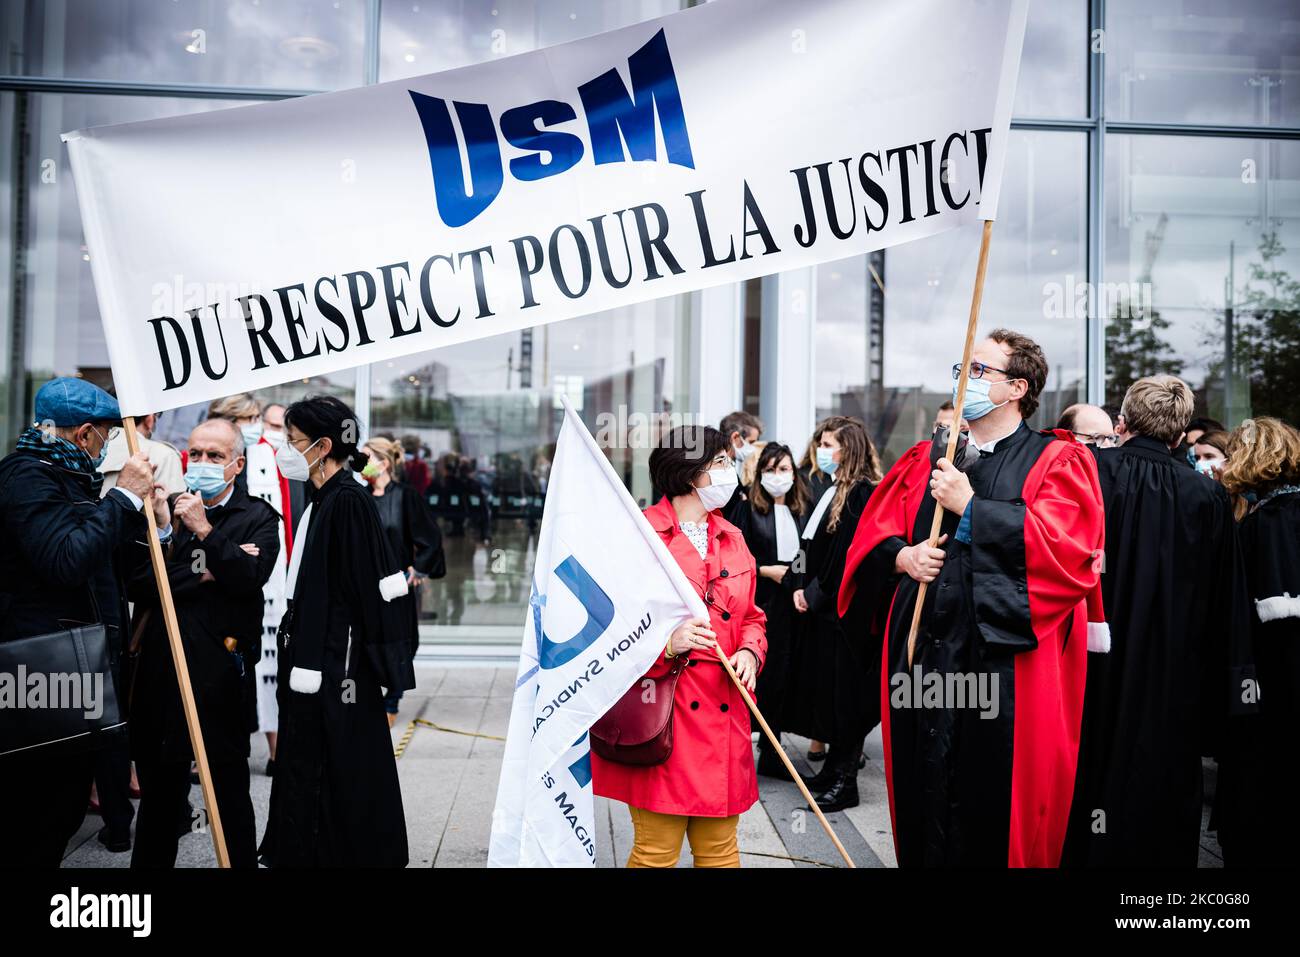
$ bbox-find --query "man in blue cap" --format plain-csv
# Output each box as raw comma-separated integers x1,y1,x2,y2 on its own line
0,376,162,865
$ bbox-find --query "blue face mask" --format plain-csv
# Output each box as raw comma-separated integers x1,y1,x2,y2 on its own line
88,426,110,469
185,461,233,498
815,447,838,475
952,376,1009,422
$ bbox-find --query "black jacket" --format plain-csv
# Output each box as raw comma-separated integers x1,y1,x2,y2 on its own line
126,484,281,763
0,450,148,652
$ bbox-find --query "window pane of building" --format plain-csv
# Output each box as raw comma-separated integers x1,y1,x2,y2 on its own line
814,129,1088,466
380,0,683,81
1106,0,1300,128
368,300,692,641
0,0,367,90
1014,0,1087,119
1105,133,1300,427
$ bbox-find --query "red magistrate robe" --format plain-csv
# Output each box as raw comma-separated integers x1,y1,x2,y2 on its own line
838,423,1105,867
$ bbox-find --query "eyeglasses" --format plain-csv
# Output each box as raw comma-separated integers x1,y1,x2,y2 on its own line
1073,431,1119,448
952,360,1011,380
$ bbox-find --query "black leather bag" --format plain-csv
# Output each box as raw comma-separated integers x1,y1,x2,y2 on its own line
0,591,125,759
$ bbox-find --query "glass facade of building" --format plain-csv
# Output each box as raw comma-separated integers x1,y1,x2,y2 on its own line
2,1,1298,648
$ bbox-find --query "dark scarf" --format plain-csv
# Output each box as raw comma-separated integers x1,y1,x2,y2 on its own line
15,425,105,497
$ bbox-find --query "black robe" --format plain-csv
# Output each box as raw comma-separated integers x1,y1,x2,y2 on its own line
371,480,446,654
783,479,878,750
736,500,809,739
259,469,416,868
1063,436,1249,868
1215,489,1299,867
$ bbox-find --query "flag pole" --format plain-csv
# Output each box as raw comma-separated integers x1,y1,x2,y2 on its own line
714,648,856,868
905,218,994,668
123,415,230,867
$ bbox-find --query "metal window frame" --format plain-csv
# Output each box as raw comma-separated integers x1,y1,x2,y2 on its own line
2,0,1300,419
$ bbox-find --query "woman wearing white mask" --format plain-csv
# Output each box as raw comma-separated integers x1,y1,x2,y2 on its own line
737,443,811,779
786,416,883,812
259,395,416,867
1191,430,1230,481
591,425,767,867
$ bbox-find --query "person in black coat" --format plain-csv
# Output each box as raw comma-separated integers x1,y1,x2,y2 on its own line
736,442,811,780
787,416,883,812
360,437,446,724
126,418,281,868
259,396,416,868
1063,377,1249,868
1216,416,1300,867
0,377,156,865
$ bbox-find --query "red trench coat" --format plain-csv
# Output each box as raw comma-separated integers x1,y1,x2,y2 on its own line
592,496,768,817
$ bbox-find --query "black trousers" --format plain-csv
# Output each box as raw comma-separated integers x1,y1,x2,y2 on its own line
93,733,135,838
131,755,257,868
0,748,95,866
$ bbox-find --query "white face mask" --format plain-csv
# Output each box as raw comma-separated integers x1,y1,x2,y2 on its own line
760,471,794,498
262,429,286,450
696,467,738,512
276,437,321,481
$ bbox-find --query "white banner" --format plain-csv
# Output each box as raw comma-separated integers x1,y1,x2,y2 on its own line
63,0,1027,417
488,396,706,867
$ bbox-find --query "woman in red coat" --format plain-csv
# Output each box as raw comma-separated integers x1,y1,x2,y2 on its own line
592,425,768,867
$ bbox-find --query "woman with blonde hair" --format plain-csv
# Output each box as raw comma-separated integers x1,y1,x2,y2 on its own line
359,435,444,726
1216,417,1300,866
785,416,882,811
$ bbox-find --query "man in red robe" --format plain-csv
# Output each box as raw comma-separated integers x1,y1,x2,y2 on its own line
839,328,1105,867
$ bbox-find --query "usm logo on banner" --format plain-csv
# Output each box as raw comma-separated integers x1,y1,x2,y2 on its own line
409,28,695,228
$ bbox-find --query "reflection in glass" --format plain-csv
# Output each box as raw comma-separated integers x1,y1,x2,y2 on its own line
1105,134,1300,427
1106,0,1300,128
368,300,692,639
0,0,367,90
380,1,681,81
1013,0,1087,119
815,130,1088,466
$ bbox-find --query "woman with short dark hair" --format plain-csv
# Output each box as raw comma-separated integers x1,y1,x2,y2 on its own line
591,425,767,868
259,395,416,867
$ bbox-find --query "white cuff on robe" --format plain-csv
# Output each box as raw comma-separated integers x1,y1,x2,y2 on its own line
1087,621,1111,654
1256,592,1300,623
290,667,322,694
379,571,409,602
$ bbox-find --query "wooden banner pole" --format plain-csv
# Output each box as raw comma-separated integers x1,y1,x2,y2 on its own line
714,647,856,868
123,416,230,868
905,219,995,668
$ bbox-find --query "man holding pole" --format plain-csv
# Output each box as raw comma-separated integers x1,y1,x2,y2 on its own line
126,417,280,868
839,329,1106,868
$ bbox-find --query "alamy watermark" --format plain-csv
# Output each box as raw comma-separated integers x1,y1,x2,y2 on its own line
0,668,104,720
889,665,1000,720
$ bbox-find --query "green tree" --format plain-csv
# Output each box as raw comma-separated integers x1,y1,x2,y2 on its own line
1105,296,1182,408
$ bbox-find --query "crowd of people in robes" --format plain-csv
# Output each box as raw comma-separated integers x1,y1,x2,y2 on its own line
4,321,1298,870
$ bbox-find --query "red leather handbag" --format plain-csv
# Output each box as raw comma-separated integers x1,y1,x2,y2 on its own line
590,654,689,766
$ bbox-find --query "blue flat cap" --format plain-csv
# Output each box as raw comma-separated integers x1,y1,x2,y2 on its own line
34,377,121,427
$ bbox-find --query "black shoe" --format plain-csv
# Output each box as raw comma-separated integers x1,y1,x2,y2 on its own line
800,762,837,792
813,770,860,813
97,825,131,853
756,746,793,781
806,748,827,763
265,758,275,777
858,753,867,770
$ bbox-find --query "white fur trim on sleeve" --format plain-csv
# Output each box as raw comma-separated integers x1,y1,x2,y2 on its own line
379,571,409,602
1087,621,1111,654
1256,593,1300,623
289,667,322,694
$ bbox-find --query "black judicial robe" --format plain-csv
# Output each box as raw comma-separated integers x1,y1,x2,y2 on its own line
737,500,809,738
784,480,879,747
840,424,1105,867
1216,489,1299,867
1063,436,1249,868
259,469,417,868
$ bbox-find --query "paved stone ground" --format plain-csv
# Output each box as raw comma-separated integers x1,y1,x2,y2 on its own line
61,665,1224,868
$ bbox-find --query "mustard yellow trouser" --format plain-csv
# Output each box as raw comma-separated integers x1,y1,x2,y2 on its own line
626,806,741,868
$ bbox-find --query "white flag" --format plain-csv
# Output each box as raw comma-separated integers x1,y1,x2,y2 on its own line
488,397,706,867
